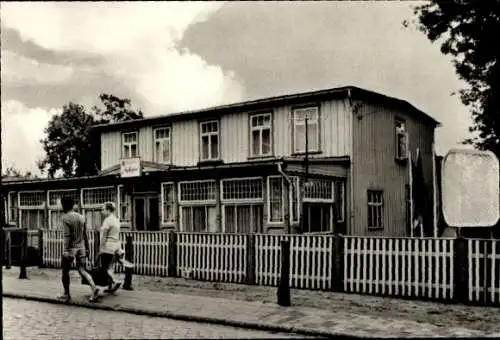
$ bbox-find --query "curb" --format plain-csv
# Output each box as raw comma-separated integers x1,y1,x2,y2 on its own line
4,292,361,339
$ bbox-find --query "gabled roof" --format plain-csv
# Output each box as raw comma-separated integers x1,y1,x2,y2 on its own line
92,86,441,133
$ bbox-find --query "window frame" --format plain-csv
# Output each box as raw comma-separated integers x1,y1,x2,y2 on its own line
178,179,217,205
222,203,264,234
249,112,273,158
122,131,139,159
180,204,217,232
220,177,264,204
161,182,175,224
367,190,384,230
199,120,220,162
81,186,117,209
302,202,333,234
267,175,284,224
7,191,18,223
289,176,300,224
292,105,321,154
153,126,172,164
18,191,46,210
117,185,131,223
47,189,80,229
395,117,408,161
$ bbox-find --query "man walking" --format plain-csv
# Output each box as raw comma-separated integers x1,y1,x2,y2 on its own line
58,196,100,303
99,202,122,293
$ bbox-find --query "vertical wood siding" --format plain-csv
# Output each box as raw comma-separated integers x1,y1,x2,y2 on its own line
351,102,435,237
99,98,353,170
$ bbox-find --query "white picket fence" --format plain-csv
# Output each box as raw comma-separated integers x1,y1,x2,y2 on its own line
343,237,455,300
42,230,98,269
467,239,500,304
177,233,247,283
255,234,335,290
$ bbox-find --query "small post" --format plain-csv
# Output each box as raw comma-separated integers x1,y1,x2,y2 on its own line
332,235,345,292
38,229,44,268
454,236,468,303
6,230,12,269
19,229,28,279
122,235,134,290
245,234,256,285
277,240,291,306
167,231,177,277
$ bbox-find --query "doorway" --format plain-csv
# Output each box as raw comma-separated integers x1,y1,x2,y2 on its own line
134,195,160,231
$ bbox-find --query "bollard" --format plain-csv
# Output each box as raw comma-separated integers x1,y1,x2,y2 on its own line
277,239,291,307
122,235,134,290
19,230,28,279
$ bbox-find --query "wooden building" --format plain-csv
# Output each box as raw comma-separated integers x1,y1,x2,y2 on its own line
2,86,440,236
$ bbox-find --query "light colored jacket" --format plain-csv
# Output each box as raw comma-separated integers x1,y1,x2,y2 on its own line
100,214,121,254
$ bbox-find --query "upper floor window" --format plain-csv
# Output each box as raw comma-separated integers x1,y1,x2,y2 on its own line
122,131,138,159
250,113,272,157
200,120,219,161
293,106,320,153
154,127,171,164
395,118,408,160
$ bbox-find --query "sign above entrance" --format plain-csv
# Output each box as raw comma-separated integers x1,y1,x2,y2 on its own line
120,158,142,178
441,148,499,228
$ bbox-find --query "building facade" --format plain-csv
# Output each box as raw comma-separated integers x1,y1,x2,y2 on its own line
2,86,440,236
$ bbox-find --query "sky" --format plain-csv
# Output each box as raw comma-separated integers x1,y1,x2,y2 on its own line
1,1,473,175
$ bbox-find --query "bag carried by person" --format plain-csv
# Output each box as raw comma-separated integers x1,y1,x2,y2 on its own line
81,256,111,287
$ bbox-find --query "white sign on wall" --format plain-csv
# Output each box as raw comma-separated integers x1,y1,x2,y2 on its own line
441,149,499,227
120,158,141,178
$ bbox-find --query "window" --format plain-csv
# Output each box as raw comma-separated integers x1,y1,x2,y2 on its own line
18,191,46,230
224,205,263,233
268,176,283,223
161,182,175,224
395,119,408,160
290,177,300,223
250,113,272,157
200,121,219,161
293,106,320,153
367,190,384,229
303,203,332,233
304,178,334,202
335,181,345,222
82,187,117,208
179,180,216,203
7,192,18,223
117,185,131,222
181,205,217,232
221,178,263,201
122,131,138,159
154,127,171,164
48,189,80,229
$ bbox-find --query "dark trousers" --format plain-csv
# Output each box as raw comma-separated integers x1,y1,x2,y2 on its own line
99,253,115,286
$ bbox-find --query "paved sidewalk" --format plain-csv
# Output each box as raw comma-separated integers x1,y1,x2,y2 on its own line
3,276,499,338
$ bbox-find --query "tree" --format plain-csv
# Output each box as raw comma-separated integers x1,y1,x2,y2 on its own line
38,94,144,178
2,165,37,179
413,1,500,156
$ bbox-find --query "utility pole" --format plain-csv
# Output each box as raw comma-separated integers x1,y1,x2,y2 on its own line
300,118,309,233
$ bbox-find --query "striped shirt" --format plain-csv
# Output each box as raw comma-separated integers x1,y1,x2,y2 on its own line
62,211,86,251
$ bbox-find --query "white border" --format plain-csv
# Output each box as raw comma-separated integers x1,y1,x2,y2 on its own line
153,126,172,164
292,106,320,154
249,113,272,157
199,120,220,161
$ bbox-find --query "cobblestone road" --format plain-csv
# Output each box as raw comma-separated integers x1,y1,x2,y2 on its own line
3,298,304,339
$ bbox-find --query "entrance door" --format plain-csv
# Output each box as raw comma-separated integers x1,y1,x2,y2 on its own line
134,196,160,231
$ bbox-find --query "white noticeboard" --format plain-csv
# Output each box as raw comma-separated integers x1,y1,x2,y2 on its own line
120,158,141,178
441,148,499,227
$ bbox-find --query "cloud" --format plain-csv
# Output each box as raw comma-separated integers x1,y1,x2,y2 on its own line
1,100,61,175
1,2,244,115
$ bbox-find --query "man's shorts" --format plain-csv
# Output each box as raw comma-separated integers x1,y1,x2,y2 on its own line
62,247,86,267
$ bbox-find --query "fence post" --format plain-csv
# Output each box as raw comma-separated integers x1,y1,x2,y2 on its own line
277,239,291,306
245,234,256,285
38,229,45,268
167,231,177,277
332,235,345,292
454,236,468,304
19,229,28,279
122,235,134,290
6,230,12,269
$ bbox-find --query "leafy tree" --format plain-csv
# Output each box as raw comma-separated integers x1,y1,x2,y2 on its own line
413,1,500,156
38,94,144,178
2,165,37,179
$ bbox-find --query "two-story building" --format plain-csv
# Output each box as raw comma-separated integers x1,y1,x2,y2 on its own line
2,86,440,236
